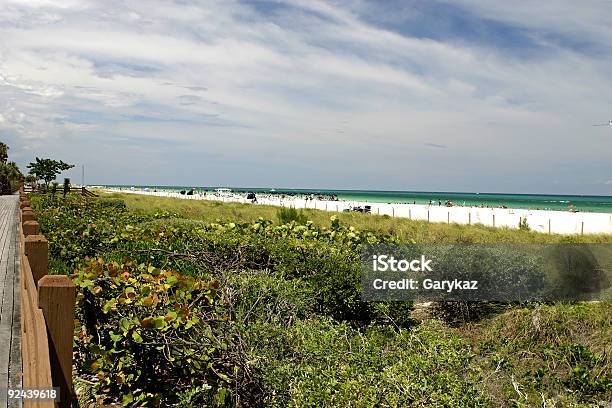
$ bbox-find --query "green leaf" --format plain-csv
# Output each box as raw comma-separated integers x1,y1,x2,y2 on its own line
152,317,167,330
119,318,133,332
122,392,134,405
132,331,143,344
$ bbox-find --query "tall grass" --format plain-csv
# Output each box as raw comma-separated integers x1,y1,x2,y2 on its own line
102,192,612,244
276,207,308,224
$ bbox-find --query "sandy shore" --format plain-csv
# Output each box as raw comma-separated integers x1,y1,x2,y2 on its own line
106,188,612,235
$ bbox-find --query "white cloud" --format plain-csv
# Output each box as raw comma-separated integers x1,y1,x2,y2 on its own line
0,0,610,193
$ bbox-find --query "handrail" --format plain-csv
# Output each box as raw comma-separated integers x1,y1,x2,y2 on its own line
20,184,98,197
18,187,76,408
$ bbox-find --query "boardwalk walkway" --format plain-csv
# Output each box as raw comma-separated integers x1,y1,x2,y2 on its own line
0,195,21,408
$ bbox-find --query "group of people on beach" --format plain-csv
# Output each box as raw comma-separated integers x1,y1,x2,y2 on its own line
430,199,455,207
115,187,582,213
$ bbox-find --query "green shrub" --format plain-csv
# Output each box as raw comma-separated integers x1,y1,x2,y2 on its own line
96,197,127,209
277,207,308,224
72,257,251,406
107,215,407,326
229,270,315,325
30,194,176,269
467,303,612,405
248,318,490,407
31,193,610,406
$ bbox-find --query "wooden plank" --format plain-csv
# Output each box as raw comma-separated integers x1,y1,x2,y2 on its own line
21,258,37,390
0,196,21,408
8,197,21,408
1,197,16,402
0,205,11,408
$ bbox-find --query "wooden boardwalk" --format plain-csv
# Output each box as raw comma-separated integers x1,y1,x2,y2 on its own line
0,195,21,408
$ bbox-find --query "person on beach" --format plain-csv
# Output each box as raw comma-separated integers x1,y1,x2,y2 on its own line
63,178,70,198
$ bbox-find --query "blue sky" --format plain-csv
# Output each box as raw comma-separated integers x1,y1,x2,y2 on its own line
0,0,611,194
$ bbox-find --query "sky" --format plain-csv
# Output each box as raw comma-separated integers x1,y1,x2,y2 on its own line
0,0,611,195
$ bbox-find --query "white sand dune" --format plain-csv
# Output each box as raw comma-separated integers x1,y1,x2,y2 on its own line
107,189,612,235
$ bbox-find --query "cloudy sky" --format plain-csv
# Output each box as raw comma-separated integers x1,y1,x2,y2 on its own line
1,0,611,194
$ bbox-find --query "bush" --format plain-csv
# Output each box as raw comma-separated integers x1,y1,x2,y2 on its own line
106,214,407,326
30,194,176,269
72,257,253,406
247,318,490,407
466,303,612,405
277,207,308,224
96,197,127,209
32,193,609,406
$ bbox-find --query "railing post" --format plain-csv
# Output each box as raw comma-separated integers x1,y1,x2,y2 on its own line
38,276,76,408
24,235,49,285
22,220,41,237
22,209,36,222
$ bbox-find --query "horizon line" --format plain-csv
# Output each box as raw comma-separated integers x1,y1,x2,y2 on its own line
97,184,612,199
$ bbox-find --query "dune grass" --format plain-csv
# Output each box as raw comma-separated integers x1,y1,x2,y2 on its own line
101,191,612,244
458,302,611,406
41,192,611,406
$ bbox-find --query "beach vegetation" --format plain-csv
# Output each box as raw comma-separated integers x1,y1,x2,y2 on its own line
101,191,612,244
0,141,23,194
28,193,611,407
0,141,8,164
276,206,308,224
26,157,74,191
72,258,247,406
518,217,530,231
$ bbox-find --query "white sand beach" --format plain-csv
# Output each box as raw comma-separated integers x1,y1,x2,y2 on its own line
107,188,612,235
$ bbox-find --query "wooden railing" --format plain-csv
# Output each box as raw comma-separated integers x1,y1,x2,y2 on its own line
21,185,98,197
18,189,76,408
74,187,97,198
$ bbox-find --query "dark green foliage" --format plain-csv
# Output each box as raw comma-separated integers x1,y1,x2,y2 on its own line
277,207,308,224
229,270,315,325
27,157,74,190
0,141,7,164
29,194,611,407
247,319,490,407
31,194,176,268
518,217,530,231
546,244,611,298
0,142,22,195
0,161,22,195
467,303,611,405
72,258,248,406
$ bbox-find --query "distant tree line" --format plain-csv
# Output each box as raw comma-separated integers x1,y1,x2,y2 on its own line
0,140,74,195
0,142,23,195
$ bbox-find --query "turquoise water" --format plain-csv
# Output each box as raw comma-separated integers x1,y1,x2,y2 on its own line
104,185,612,213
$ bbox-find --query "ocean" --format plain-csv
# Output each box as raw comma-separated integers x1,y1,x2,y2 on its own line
103,185,612,213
